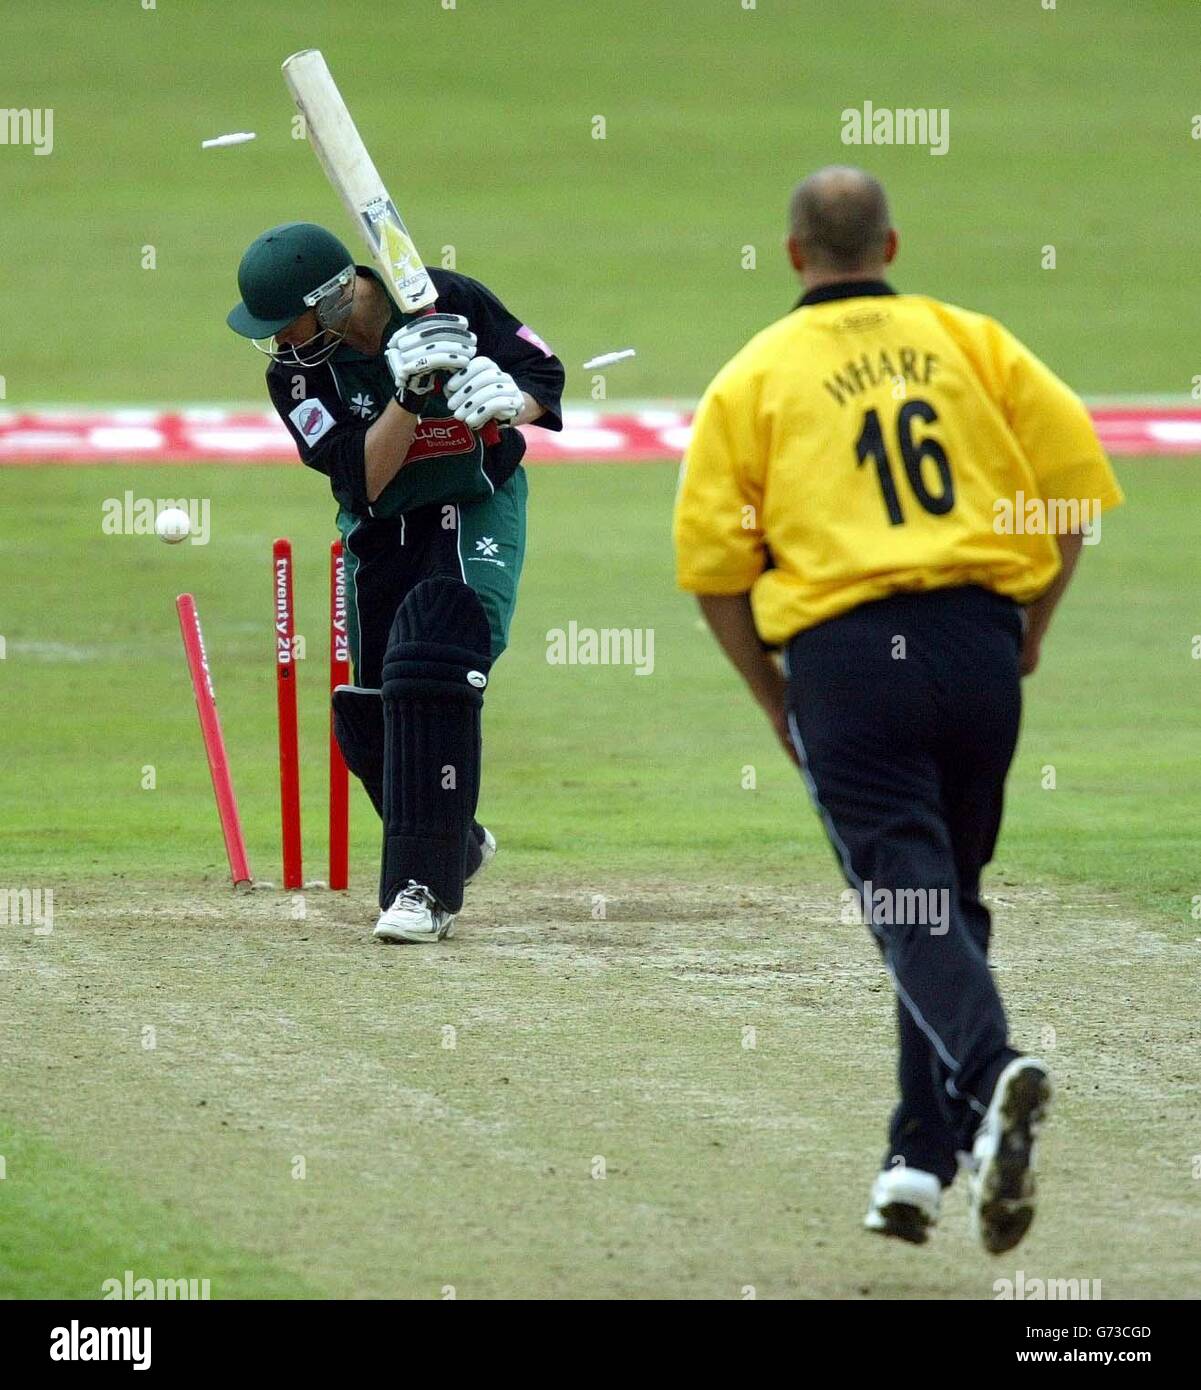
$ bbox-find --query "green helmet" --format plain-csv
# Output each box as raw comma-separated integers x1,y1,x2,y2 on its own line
227,222,354,338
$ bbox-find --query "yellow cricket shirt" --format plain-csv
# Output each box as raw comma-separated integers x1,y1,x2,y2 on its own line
673,281,1124,645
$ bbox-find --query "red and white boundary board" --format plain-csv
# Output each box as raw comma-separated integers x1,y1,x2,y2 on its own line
0,405,1198,464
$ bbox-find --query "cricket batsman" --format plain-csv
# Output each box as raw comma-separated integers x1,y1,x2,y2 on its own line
673,168,1123,1253
228,222,564,942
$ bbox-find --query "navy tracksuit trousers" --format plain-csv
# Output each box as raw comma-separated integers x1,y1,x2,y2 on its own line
784,585,1024,1185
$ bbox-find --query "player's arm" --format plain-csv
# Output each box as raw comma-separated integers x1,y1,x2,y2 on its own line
673,373,795,760
985,319,1123,676
1018,530,1083,676
363,399,421,504
437,272,565,432
516,392,546,426
268,362,378,513
268,325,461,511
696,594,797,764
362,312,480,502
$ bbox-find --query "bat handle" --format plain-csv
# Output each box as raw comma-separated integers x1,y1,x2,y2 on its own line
416,307,502,446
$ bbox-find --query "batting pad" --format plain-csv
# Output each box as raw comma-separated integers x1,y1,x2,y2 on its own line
331,685,385,818
380,578,493,913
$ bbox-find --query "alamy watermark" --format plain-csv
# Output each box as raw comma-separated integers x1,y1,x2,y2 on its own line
50,1323,150,1370
841,101,949,156
546,621,654,676
0,887,54,934
840,880,949,935
994,492,1102,544
994,1270,1102,1300
0,107,53,156
102,1269,211,1300
101,492,210,545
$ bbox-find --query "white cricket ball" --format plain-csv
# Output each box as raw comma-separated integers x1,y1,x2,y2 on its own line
155,508,192,544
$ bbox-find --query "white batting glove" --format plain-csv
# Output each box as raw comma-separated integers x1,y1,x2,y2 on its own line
444,355,523,430
384,314,477,406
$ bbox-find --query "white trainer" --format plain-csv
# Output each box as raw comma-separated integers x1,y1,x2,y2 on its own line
373,881,456,944
863,1165,942,1245
970,1057,1052,1254
465,826,497,886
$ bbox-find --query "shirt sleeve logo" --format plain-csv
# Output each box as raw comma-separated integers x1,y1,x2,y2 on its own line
288,398,336,444
516,324,554,358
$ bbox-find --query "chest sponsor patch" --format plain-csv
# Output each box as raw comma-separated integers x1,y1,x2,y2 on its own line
405,417,476,461
288,398,336,446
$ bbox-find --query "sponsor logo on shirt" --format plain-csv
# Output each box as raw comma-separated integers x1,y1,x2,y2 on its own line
288,398,336,445
405,418,476,462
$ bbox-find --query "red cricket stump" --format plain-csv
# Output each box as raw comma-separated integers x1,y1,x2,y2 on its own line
176,594,253,889
328,539,351,889
273,538,303,890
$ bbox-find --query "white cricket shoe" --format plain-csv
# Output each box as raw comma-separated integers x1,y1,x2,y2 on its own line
373,881,456,944
970,1057,1052,1254
863,1165,943,1245
465,825,497,886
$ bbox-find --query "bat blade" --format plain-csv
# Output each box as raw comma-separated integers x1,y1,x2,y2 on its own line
282,48,436,314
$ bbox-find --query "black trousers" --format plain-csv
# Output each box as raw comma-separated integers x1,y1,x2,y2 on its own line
341,469,527,688
785,586,1024,1185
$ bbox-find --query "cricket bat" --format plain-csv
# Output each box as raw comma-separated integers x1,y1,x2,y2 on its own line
282,48,437,315
282,48,501,442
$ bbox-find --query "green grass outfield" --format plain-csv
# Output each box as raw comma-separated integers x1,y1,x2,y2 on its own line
1,457,1198,1299
1,0,1197,401
1,457,1198,923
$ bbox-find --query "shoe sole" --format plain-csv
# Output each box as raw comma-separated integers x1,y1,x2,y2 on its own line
976,1064,1051,1254
373,919,456,944
865,1202,932,1245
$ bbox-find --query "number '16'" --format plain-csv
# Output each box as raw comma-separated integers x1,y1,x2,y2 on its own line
855,399,954,526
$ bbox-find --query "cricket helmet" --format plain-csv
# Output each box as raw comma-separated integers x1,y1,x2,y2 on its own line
227,222,355,338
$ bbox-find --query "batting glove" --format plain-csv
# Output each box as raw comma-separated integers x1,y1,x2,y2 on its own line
384,313,477,412
444,355,523,431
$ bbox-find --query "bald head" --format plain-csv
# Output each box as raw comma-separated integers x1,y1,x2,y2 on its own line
789,167,893,277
